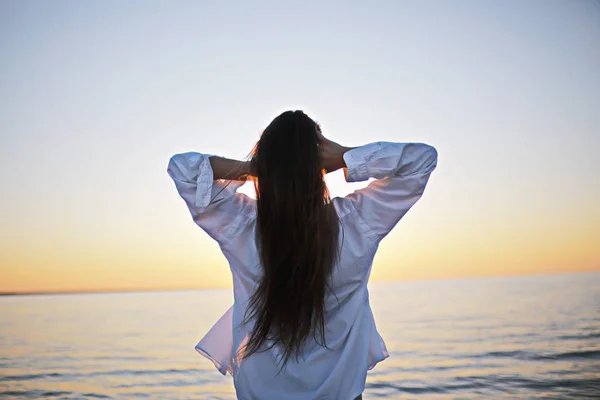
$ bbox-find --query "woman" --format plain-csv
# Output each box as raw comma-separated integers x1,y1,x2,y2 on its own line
167,110,437,400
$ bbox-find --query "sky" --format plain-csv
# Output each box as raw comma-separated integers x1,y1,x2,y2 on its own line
0,0,599,293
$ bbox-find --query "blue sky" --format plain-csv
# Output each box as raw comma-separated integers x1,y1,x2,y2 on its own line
1,0,599,292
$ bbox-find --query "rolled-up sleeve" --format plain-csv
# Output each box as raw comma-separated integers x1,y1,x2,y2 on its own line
167,152,254,245
342,142,438,240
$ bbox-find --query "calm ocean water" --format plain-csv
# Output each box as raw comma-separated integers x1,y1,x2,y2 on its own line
1,273,599,399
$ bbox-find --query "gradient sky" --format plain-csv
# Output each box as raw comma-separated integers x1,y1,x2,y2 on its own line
1,0,599,293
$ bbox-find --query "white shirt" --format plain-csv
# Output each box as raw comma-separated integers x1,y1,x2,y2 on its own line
168,141,438,400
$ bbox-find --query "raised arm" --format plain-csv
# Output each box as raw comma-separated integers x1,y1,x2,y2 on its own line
321,135,437,241
208,156,253,181
167,152,255,245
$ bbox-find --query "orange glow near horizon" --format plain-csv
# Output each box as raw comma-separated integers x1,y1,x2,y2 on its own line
1,165,599,294
1,183,598,294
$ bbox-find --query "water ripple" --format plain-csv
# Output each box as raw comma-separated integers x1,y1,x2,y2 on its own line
0,373,63,382
1,274,598,399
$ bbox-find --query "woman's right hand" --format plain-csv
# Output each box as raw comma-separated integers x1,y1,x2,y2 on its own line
317,128,353,173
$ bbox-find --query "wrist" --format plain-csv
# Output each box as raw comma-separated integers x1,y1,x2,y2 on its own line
243,161,255,178
338,146,354,169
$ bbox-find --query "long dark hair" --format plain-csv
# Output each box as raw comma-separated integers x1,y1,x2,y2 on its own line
242,110,340,367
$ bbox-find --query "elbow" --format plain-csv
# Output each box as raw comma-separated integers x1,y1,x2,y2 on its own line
425,144,438,165
167,153,187,181
415,143,438,174
167,154,178,176
167,152,207,184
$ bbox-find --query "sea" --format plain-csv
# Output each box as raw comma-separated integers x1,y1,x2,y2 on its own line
1,273,599,399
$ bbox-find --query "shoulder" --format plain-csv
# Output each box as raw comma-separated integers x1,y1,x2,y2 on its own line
220,190,256,239
332,196,354,219
332,196,378,243
332,197,372,236
197,181,256,246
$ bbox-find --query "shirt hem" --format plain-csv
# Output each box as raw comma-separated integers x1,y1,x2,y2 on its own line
195,344,233,376
367,352,390,371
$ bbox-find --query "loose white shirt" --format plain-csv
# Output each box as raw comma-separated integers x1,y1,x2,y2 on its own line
167,141,438,400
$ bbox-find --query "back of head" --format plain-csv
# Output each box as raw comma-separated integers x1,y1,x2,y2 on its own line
244,110,340,367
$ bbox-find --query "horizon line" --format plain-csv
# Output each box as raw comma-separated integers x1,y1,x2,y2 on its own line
1,269,598,297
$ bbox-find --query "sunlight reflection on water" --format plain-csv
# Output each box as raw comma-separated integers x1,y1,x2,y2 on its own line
1,273,599,399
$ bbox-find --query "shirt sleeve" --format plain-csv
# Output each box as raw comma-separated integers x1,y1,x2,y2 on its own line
342,142,438,240
167,152,254,246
